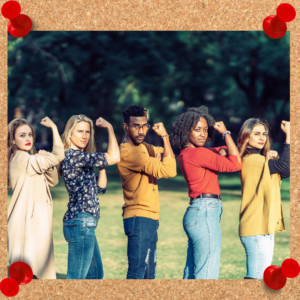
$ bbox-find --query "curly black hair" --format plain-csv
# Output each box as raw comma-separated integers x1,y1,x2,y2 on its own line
170,106,216,150
122,105,146,124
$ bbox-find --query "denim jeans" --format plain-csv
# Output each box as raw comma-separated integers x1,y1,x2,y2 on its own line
240,234,274,279
183,198,223,279
123,216,159,279
63,211,104,279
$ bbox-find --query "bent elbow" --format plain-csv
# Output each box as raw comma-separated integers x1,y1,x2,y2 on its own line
108,157,120,166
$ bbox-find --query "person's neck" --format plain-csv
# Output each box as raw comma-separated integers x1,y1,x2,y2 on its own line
246,146,262,154
125,135,140,147
185,142,196,148
70,143,83,151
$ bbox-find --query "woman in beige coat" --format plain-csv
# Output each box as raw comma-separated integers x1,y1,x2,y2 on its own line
8,117,65,279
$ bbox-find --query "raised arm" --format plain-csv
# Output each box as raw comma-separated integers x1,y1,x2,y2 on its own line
26,117,65,177
268,121,290,179
189,147,242,173
40,116,63,148
152,122,175,159
214,121,241,163
123,148,177,179
95,117,120,166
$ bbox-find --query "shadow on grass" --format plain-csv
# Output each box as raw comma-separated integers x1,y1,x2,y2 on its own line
56,273,67,279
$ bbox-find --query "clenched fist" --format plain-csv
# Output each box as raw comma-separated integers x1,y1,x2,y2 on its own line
281,121,290,135
218,149,228,157
96,117,111,129
38,150,49,155
214,121,227,135
266,150,279,160
152,123,168,137
41,117,55,128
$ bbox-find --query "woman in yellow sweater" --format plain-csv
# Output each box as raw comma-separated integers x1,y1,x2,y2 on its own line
237,118,290,279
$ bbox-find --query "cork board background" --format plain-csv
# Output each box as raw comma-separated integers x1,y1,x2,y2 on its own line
0,0,299,299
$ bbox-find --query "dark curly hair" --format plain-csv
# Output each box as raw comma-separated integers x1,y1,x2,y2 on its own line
122,105,147,124
170,106,216,150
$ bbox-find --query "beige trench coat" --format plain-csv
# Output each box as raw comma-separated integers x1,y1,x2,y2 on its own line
8,145,65,279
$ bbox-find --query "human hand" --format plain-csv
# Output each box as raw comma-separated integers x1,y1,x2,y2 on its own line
156,153,164,161
152,123,168,137
38,150,49,155
96,117,111,129
218,149,228,157
266,150,279,159
214,121,227,135
281,121,290,135
40,117,55,128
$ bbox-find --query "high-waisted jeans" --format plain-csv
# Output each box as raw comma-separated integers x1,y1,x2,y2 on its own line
183,198,223,279
240,234,274,279
63,211,104,279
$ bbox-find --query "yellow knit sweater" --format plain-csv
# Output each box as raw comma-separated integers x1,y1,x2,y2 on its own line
239,154,285,237
117,142,177,220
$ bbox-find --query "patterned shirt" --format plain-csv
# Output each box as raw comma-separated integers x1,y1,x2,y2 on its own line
62,148,109,222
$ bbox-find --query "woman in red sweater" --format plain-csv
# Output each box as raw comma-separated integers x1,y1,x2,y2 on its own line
170,106,242,279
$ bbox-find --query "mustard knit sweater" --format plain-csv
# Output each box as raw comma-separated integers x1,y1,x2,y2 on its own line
239,154,285,237
117,142,177,220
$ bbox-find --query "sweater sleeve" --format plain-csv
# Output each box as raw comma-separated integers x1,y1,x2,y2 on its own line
44,166,59,187
207,146,228,154
152,145,165,156
268,143,290,179
189,147,242,172
67,150,109,169
123,148,177,179
26,145,65,177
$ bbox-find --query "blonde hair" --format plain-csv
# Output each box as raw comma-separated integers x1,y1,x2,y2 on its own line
58,115,95,175
237,118,272,159
7,118,36,187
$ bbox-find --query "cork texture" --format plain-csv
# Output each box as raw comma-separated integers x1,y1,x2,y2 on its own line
0,0,299,299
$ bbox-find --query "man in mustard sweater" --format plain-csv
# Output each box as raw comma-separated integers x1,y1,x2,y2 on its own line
117,105,177,279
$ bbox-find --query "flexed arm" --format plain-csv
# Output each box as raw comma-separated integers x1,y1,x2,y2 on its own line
41,117,63,148
214,121,242,163
96,117,120,165
152,122,175,159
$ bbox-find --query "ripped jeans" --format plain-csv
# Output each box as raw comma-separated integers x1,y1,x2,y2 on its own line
123,216,159,279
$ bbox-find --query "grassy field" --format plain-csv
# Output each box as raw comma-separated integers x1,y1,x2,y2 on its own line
8,166,290,279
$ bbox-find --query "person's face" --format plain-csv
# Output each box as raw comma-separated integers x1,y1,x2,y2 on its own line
13,125,33,152
247,124,267,149
189,117,209,147
70,121,91,150
123,116,149,145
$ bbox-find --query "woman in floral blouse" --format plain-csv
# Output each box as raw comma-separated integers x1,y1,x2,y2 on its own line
59,115,120,279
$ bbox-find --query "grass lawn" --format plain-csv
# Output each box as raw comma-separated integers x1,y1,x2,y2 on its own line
8,166,290,279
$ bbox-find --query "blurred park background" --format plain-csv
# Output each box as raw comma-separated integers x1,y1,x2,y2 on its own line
8,31,290,279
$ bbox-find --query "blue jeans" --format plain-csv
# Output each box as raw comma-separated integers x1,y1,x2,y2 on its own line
240,234,274,279
63,212,104,279
183,198,223,279
123,216,159,279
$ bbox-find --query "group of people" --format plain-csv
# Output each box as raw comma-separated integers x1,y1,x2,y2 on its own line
7,104,290,280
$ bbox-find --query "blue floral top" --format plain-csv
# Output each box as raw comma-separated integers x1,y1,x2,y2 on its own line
61,148,109,222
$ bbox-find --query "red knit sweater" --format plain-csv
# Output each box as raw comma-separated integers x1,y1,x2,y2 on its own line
178,146,242,199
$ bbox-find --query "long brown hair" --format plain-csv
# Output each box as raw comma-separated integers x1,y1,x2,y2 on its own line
58,115,95,175
237,118,272,159
7,119,36,186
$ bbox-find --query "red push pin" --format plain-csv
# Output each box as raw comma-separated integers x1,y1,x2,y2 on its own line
264,258,300,290
0,262,33,297
1,0,32,38
263,3,296,39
